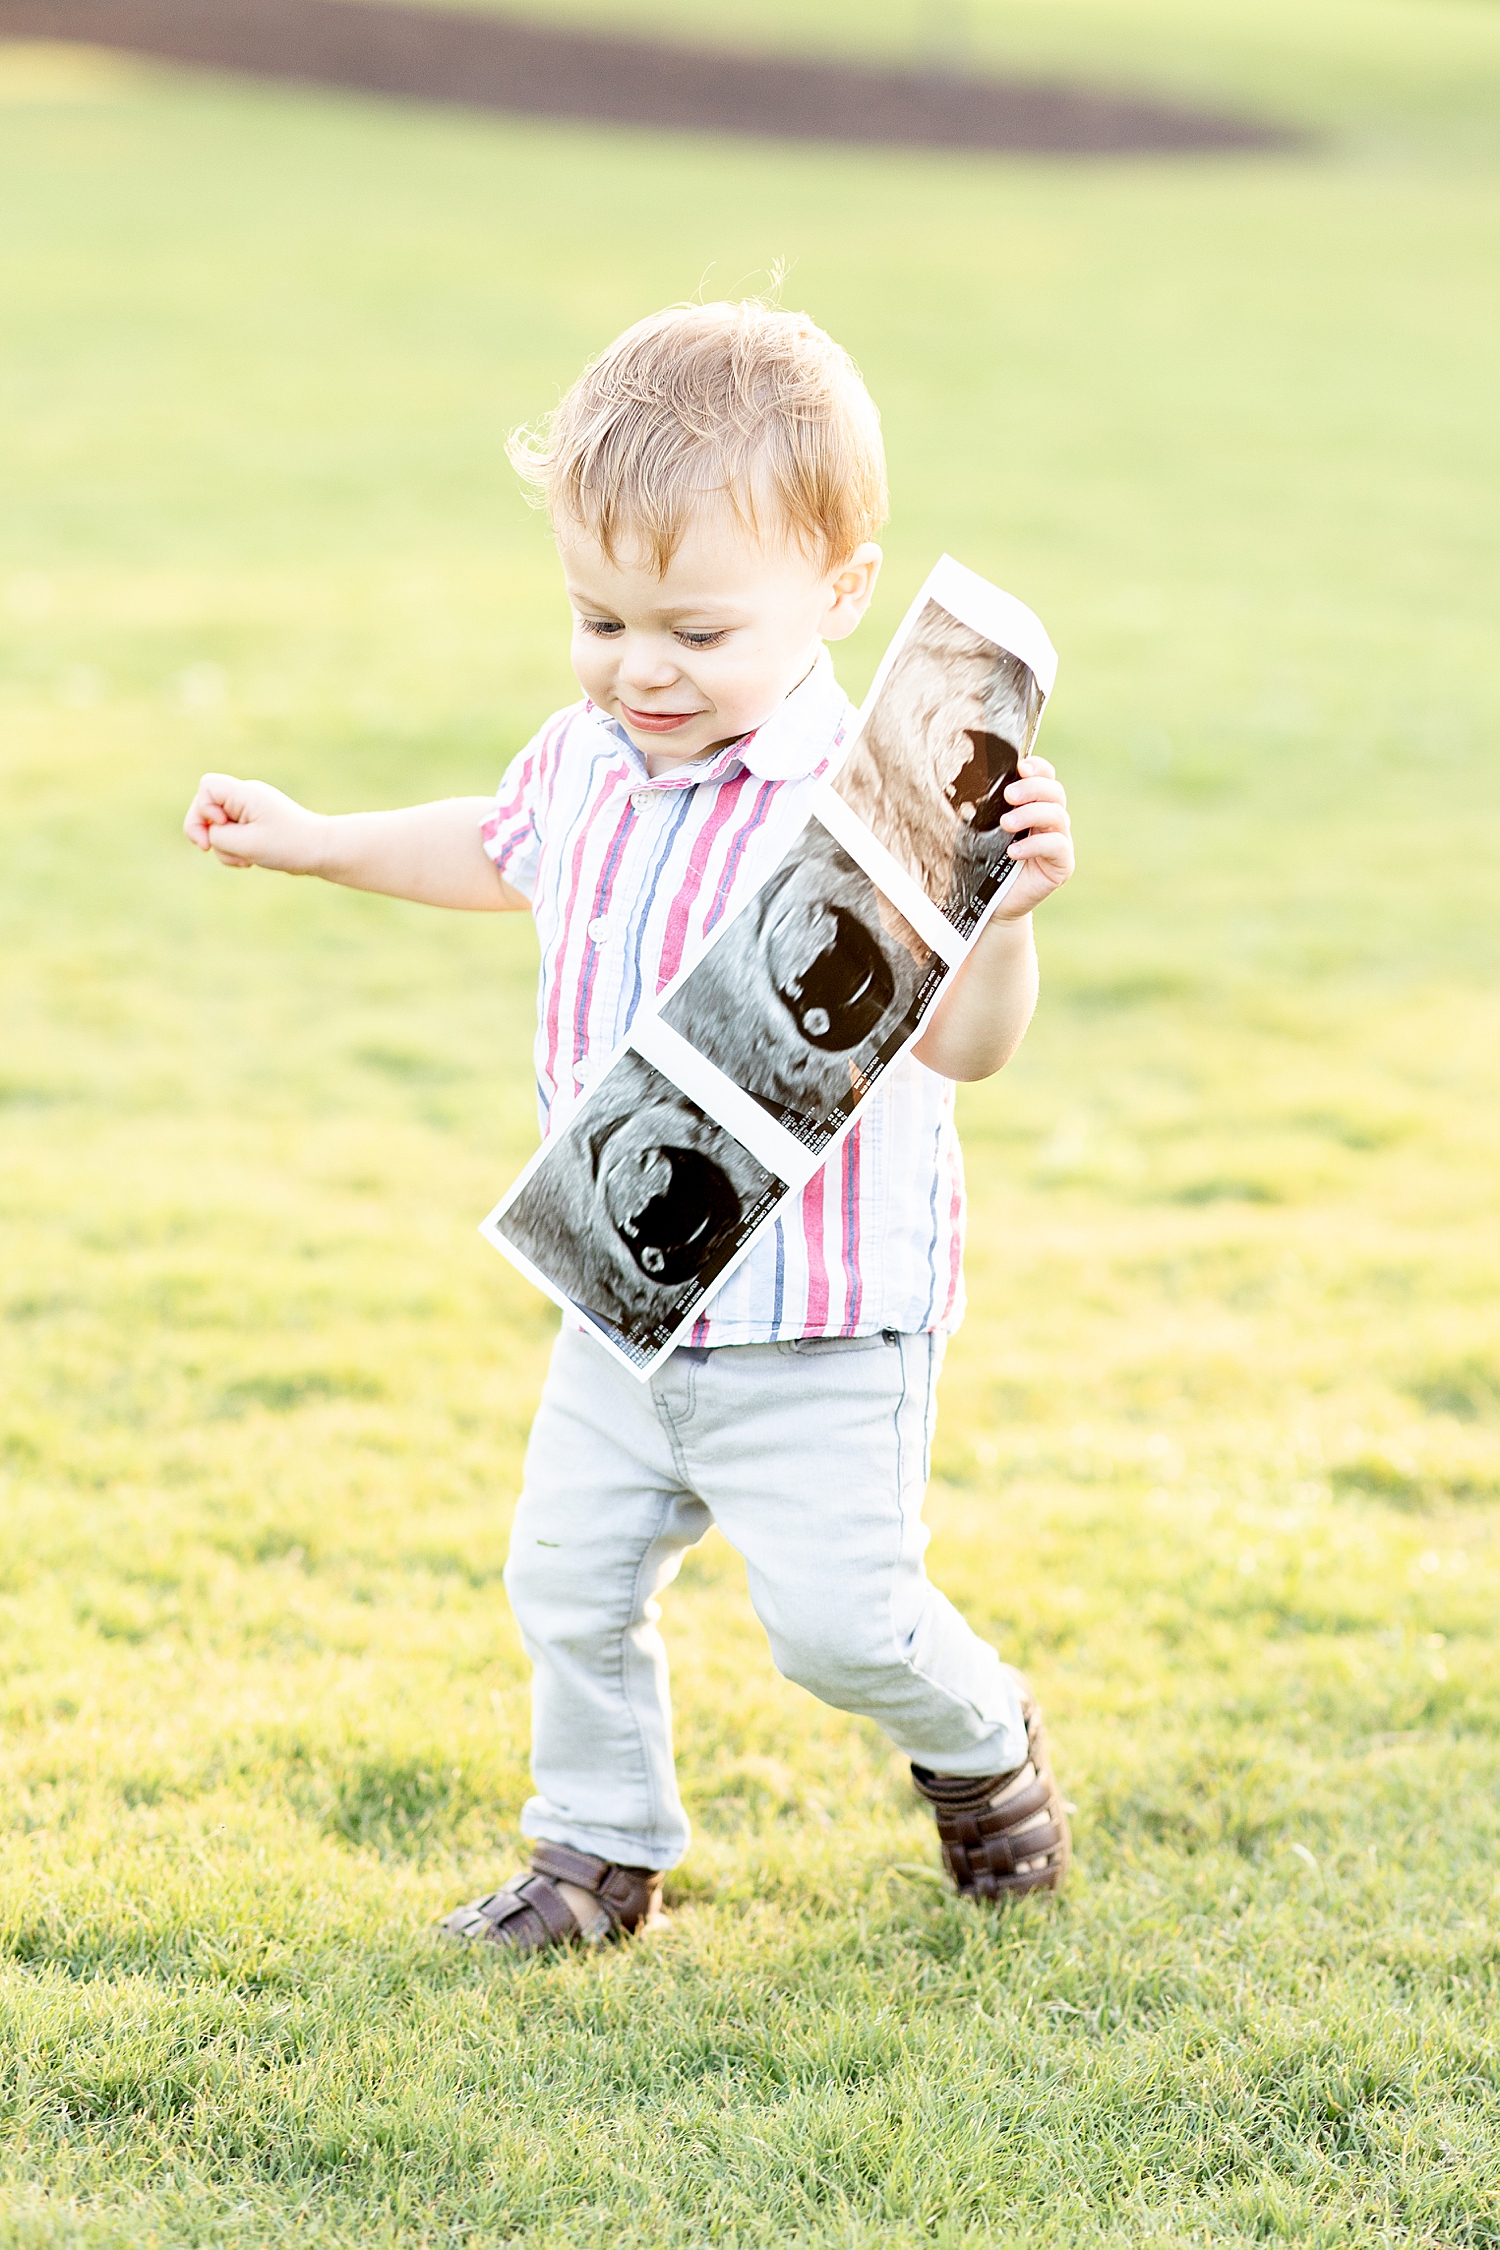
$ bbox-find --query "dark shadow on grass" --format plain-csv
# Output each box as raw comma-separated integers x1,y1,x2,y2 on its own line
0,0,1310,155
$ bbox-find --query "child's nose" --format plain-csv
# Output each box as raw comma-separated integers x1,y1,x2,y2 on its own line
617,636,680,690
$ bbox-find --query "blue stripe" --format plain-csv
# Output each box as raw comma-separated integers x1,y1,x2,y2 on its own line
623,788,696,1031
571,801,635,1064
920,1109,944,1328
769,1217,785,1338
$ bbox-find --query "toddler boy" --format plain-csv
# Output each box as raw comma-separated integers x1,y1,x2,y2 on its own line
184,300,1076,1953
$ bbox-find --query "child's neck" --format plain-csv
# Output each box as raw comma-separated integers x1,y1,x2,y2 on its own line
644,742,724,780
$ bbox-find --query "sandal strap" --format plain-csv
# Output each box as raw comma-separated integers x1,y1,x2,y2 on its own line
443,1848,664,1955
912,1769,1052,1824
940,1807,1066,1893
470,1872,580,1952
530,1839,613,1892
911,1687,1071,1899
531,1841,662,1933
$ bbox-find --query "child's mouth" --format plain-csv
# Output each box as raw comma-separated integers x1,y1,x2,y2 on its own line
620,703,701,734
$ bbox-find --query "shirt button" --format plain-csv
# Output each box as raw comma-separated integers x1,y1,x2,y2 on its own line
572,1058,589,1086
630,789,653,808
587,915,611,944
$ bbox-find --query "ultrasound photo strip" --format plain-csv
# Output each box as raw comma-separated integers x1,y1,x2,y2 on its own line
655,817,949,1165
479,557,1057,1380
480,1048,791,1374
822,555,1058,951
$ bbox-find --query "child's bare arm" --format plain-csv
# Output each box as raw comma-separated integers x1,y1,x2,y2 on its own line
912,754,1073,1082
182,775,527,911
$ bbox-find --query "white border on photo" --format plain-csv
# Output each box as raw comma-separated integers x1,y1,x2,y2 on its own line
924,555,1058,700
809,786,968,968
819,553,1054,955
630,1014,821,1189
824,555,1056,796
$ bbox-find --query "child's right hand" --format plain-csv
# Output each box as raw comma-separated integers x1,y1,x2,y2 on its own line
183,774,327,873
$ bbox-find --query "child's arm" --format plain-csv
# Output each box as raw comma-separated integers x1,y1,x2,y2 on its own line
911,753,1073,1082
183,774,527,911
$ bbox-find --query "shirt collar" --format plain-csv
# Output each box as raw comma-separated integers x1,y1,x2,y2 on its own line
586,648,852,789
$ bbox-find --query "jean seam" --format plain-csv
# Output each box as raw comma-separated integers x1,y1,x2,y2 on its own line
616,1487,690,1857
651,1379,696,1489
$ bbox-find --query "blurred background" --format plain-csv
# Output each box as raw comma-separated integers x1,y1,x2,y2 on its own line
1,4,1498,2241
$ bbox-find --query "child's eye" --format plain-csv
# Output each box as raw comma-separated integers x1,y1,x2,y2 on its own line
578,617,624,638
675,630,728,649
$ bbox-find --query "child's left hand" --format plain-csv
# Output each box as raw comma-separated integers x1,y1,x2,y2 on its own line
991,755,1074,921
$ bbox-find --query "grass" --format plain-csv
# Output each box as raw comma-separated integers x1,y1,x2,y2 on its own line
1,4,1498,2242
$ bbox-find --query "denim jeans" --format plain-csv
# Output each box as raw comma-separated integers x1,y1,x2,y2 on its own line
504,1323,1028,1869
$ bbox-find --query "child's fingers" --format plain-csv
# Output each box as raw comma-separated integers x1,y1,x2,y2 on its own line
1017,754,1055,780
1000,799,1069,833
185,774,259,853
1005,831,1074,875
185,780,225,846
185,805,227,849
1004,774,1066,806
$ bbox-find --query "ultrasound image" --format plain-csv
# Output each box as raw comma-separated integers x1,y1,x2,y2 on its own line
661,820,946,1153
493,1052,787,1365
832,599,1045,942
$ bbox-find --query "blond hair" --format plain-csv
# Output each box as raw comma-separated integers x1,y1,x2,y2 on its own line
508,300,888,574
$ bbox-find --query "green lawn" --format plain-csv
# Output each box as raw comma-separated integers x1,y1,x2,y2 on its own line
1,6,1498,2243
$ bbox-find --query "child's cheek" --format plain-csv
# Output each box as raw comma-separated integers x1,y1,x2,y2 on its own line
571,633,609,697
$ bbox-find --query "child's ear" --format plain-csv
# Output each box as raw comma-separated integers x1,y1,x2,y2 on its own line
823,544,883,641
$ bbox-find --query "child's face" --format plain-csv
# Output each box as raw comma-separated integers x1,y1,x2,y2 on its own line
557,507,881,770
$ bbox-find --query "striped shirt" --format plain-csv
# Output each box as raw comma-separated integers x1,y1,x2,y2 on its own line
480,654,966,1346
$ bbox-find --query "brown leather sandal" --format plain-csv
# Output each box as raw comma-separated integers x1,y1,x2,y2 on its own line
440,1840,666,1956
911,1676,1071,1899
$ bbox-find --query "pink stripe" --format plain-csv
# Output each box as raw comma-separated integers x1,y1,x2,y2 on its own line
655,771,751,989
690,1311,710,1345
793,718,844,795
481,817,529,859
705,778,777,932
484,709,573,858
801,1169,830,1332
542,710,575,789
541,759,629,1092
481,749,537,855
939,1150,964,1324
840,1123,863,1332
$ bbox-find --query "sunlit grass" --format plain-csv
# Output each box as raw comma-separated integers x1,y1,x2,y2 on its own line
1,5,1498,2242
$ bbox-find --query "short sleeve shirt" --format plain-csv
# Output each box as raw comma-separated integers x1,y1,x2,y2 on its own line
481,654,966,1344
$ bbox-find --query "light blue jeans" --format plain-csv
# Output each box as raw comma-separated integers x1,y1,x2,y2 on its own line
504,1324,1028,1869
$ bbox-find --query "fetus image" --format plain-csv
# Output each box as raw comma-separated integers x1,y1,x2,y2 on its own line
493,1052,787,1363
662,820,945,1152
832,599,1045,942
